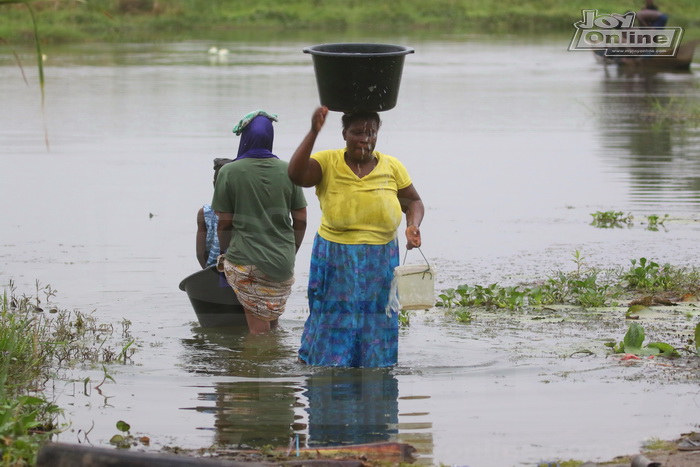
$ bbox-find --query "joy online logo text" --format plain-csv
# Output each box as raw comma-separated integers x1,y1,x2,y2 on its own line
569,9,683,57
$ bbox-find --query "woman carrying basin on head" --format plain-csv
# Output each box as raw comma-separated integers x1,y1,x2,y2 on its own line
288,106,424,367
213,110,308,334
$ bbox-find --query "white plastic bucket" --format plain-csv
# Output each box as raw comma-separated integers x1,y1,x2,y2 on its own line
394,264,435,310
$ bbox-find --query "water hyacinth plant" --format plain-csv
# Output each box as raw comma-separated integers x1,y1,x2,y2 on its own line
589,211,670,231
437,253,700,315
605,322,680,358
437,251,619,312
590,211,633,228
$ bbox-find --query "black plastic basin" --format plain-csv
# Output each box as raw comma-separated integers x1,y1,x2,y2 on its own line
303,43,414,113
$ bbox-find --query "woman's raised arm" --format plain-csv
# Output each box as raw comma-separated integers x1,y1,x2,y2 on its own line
288,106,328,187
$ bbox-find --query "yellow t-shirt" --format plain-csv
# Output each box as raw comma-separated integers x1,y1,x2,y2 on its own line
311,149,412,245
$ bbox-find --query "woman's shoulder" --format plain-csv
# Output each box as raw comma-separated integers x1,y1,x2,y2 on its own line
375,151,406,168
311,149,344,170
311,148,343,159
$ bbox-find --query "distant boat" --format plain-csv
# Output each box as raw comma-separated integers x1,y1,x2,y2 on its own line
179,266,246,327
594,39,699,71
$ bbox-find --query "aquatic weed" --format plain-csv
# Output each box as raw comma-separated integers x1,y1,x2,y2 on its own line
619,257,699,293
436,283,531,311
539,252,619,307
590,210,633,229
109,419,150,449
605,322,680,358
645,214,669,231
451,308,473,324
541,271,615,308
1,280,140,463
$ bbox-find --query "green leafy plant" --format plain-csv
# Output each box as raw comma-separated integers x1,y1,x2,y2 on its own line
435,283,532,311
436,288,457,309
109,420,133,449
695,322,700,356
622,257,673,291
605,322,679,357
452,308,472,324
645,214,669,231
1,281,140,463
1,0,49,148
398,309,411,327
438,252,700,314
539,251,617,307
0,395,60,466
590,211,633,228
109,420,150,449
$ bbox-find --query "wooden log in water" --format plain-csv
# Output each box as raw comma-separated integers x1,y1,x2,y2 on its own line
36,442,270,467
296,442,417,463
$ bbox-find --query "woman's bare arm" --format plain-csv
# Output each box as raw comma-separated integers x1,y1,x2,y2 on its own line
288,107,327,187
398,183,424,250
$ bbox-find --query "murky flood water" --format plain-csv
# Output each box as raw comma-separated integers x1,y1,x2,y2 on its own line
2,36,700,466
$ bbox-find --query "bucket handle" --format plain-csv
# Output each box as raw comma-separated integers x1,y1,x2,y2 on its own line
402,247,430,266
401,247,433,279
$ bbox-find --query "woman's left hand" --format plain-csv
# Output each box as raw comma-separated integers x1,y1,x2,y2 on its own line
405,225,421,250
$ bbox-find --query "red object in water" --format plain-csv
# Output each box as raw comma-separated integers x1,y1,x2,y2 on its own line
620,354,642,361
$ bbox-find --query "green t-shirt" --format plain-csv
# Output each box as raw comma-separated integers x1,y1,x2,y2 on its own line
211,158,307,281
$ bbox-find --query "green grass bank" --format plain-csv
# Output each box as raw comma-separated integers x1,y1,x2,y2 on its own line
2,0,700,44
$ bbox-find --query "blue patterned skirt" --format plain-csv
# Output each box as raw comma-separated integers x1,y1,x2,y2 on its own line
298,235,399,368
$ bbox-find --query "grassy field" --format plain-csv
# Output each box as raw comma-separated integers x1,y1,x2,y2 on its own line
1,0,700,44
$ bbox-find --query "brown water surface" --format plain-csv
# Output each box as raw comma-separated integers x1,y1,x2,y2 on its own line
1,37,700,466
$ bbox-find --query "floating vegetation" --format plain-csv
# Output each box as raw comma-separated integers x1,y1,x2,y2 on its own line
645,214,669,231
589,211,670,231
398,309,411,327
590,211,633,229
605,322,680,358
437,283,534,312
437,252,700,314
451,308,473,324
622,257,700,294
109,420,150,449
437,251,621,311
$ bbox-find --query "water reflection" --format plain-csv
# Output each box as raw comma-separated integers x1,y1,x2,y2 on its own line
303,368,398,446
180,326,303,377
180,329,433,459
192,380,303,447
596,66,700,210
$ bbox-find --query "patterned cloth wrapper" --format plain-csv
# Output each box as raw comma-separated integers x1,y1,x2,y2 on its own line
202,204,220,268
298,235,400,368
221,259,294,321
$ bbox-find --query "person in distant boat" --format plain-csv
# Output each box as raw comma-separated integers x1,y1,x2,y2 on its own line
288,106,424,367
637,1,668,27
196,157,232,269
212,110,308,334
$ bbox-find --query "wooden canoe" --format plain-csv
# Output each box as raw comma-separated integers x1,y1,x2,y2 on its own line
179,265,246,327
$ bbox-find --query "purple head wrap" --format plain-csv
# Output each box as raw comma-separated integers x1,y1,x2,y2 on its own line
235,115,279,160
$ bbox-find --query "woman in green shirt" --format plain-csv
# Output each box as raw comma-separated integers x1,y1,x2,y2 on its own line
213,112,307,334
